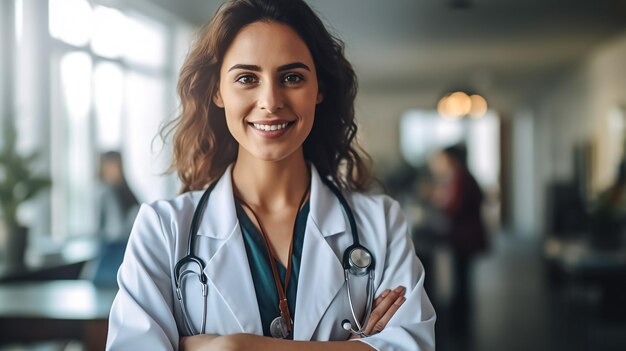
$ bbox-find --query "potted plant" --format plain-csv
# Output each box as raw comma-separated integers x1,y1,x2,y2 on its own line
0,121,51,271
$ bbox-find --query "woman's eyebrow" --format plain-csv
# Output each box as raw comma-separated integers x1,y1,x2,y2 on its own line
277,62,311,72
227,62,311,72
228,64,260,72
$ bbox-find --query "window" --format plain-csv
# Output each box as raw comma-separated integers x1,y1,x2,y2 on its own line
400,110,501,190
45,0,182,238
49,0,93,47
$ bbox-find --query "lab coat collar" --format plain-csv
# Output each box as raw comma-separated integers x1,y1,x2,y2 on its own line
308,164,348,237
196,163,348,239
293,215,346,340
196,164,239,239
197,162,349,337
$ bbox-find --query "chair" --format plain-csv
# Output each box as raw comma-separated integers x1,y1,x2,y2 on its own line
81,240,127,288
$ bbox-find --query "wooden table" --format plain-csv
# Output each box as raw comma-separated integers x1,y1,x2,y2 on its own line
0,280,117,350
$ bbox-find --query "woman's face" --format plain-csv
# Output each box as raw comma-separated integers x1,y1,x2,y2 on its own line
101,159,123,185
213,21,323,163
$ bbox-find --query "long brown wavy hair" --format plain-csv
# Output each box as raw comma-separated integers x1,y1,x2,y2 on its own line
163,0,374,193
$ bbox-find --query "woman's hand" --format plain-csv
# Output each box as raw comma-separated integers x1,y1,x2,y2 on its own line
350,285,406,339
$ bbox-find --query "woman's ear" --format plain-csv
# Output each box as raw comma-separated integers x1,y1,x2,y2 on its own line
316,81,325,104
316,92,324,104
213,89,224,108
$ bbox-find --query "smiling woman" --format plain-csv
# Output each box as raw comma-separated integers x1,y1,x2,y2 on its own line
213,22,321,164
105,0,436,350
167,0,371,193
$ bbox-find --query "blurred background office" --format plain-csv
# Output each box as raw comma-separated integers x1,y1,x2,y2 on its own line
1,0,626,350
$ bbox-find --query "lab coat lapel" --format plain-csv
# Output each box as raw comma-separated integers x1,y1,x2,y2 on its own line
198,166,263,335
293,166,347,340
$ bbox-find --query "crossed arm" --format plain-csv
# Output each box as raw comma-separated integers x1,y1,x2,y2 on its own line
179,286,407,351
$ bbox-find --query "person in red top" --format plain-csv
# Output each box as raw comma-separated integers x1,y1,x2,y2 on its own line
430,144,488,334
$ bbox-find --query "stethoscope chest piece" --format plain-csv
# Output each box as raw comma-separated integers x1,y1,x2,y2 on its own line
269,316,291,339
349,247,371,275
344,245,374,276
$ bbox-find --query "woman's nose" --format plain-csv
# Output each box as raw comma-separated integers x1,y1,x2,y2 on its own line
257,82,284,113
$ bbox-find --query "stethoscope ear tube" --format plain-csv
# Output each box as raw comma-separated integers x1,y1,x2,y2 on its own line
175,256,207,287
342,268,375,338
325,177,377,338
176,268,208,335
186,182,218,254
175,182,216,291
174,183,216,336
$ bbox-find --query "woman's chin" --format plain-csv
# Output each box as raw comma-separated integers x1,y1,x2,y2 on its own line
238,146,303,165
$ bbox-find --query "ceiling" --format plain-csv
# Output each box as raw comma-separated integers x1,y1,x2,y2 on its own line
143,0,626,109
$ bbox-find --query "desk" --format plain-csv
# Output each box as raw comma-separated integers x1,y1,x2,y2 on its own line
0,236,101,282
544,237,626,319
0,280,117,350
544,237,626,274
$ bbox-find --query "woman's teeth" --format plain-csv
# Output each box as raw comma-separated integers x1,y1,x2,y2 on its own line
252,122,290,131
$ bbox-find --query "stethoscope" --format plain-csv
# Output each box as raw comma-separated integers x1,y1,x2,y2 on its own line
174,176,376,338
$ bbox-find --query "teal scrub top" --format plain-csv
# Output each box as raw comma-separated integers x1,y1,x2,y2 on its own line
235,200,310,339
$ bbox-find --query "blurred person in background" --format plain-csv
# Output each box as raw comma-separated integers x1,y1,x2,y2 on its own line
429,144,488,333
80,151,140,287
96,151,139,242
409,166,451,301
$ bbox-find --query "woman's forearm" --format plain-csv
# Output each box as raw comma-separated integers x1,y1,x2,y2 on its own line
205,334,376,351
253,336,375,351
180,286,408,351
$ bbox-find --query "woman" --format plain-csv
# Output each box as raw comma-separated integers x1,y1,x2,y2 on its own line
96,151,139,242
430,144,487,333
106,0,435,350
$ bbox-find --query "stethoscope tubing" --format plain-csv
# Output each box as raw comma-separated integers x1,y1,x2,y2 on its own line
344,269,375,336
177,269,208,335
175,175,375,338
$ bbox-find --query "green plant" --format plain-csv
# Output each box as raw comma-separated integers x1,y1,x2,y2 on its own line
0,121,51,229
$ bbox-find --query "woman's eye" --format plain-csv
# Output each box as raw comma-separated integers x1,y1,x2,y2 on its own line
283,74,304,85
235,75,257,85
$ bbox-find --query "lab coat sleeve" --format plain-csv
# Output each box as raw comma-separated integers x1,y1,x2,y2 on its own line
106,203,179,350
355,198,436,351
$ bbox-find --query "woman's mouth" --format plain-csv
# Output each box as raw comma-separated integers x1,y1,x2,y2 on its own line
251,122,291,131
248,121,295,139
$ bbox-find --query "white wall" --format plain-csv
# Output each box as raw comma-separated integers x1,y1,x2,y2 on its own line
355,88,441,178
511,108,535,235
588,32,626,192
0,0,15,131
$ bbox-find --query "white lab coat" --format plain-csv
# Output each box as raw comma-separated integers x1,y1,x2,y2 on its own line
106,165,436,350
